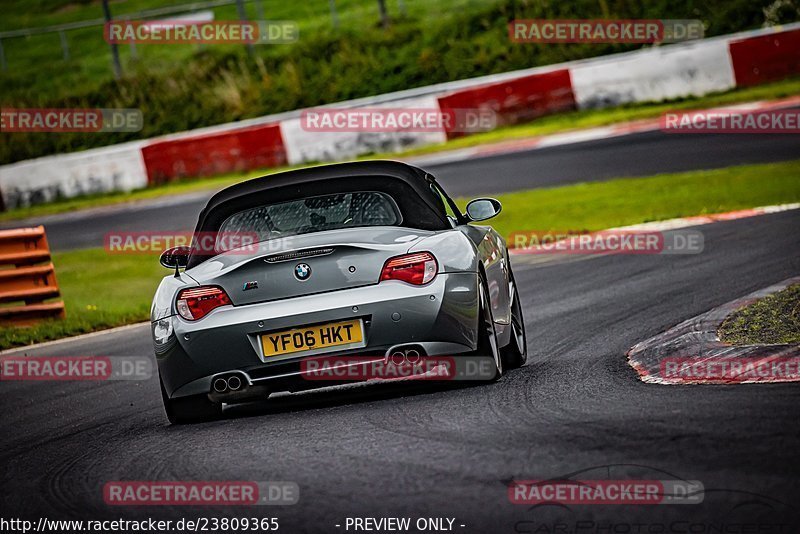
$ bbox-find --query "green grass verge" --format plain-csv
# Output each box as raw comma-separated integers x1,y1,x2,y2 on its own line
2,159,799,350
2,76,799,223
718,284,800,345
479,160,800,242
0,249,164,350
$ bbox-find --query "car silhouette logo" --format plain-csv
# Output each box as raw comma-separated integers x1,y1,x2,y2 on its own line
294,263,311,281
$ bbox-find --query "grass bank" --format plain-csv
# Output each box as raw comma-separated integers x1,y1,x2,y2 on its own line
0,249,164,350
1,0,789,164
719,284,800,345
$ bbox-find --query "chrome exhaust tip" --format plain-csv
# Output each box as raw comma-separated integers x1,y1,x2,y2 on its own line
386,345,427,364
227,375,243,391
212,378,228,393
405,349,420,363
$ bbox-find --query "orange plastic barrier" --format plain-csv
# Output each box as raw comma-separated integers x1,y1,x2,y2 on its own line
0,226,65,326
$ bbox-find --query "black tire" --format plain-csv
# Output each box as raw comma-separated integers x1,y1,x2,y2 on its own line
500,268,527,370
475,277,503,381
160,376,223,424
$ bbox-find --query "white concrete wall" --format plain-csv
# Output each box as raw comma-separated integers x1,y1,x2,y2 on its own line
0,142,148,210
570,39,736,109
280,95,448,165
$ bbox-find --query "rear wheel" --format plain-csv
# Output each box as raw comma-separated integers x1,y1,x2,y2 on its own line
476,279,503,381
160,376,223,424
501,269,527,370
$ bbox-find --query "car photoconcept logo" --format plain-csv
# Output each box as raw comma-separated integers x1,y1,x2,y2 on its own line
294,263,311,281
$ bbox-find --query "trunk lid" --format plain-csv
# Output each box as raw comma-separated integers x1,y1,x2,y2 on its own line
186,227,434,305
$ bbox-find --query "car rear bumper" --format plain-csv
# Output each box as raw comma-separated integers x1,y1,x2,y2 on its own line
155,272,479,399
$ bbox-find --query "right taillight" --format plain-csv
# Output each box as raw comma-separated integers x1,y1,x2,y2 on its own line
380,252,438,285
176,286,231,320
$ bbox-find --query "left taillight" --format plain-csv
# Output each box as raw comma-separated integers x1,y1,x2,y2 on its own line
176,286,232,321
380,252,438,285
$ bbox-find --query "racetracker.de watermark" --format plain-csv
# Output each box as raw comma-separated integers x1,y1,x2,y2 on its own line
300,355,498,381
0,356,151,381
300,108,497,133
509,19,704,43
661,109,800,134
1,108,143,133
661,357,800,383
508,229,704,255
103,481,299,506
104,20,298,44
104,231,265,255
508,479,704,505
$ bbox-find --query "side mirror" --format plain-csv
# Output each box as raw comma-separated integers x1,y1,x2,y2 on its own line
465,198,502,222
160,246,191,271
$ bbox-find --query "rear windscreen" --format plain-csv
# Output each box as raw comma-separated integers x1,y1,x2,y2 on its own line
217,191,401,248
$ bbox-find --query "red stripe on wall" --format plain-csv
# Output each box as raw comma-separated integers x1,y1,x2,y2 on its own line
437,69,576,139
729,28,800,87
142,123,287,184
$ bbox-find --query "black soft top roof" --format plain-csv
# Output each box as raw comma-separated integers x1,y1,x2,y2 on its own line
200,160,440,217
188,161,451,267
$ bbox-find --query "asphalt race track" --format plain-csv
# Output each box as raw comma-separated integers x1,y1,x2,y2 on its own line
2,207,799,531
9,127,800,252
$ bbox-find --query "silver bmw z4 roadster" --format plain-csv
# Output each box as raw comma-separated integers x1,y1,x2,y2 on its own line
152,161,526,423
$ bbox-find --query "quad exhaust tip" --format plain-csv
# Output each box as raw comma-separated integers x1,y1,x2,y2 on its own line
212,374,245,394
388,347,423,365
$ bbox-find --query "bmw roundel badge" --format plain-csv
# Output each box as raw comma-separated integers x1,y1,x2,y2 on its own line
294,263,311,281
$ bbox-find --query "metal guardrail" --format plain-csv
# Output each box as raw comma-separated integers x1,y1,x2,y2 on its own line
0,226,66,327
